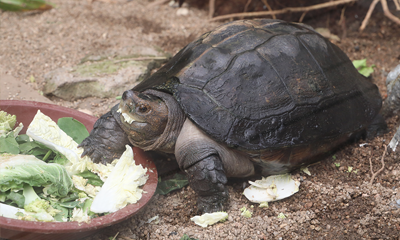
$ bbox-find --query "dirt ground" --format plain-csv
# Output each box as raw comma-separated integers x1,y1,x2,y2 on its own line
1,0,400,239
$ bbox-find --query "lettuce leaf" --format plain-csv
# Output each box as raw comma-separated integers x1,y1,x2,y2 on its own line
0,154,73,197
90,145,148,213
0,111,16,137
26,110,93,174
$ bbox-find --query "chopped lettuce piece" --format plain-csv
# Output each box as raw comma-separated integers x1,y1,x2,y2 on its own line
190,212,228,227
277,213,286,219
0,203,26,219
0,153,44,169
24,199,60,217
11,122,24,138
70,199,92,224
72,175,100,198
23,185,40,205
70,208,90,223
243,174,300,203
89,160,117,182
0,111,16,137
0,154,73,197
75,170,104,187
0,199,60,222
240,206,252,218
90,145,148,213
146,215,160,224
26,110,93,174
301,166,311,176
6,191,25,208
117,108,135,124
21,198,59,222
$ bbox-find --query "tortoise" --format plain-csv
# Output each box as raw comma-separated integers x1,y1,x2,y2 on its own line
79,19,383,213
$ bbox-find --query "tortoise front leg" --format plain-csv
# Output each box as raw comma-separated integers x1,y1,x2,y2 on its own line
79,104,131,164
185,154,229,213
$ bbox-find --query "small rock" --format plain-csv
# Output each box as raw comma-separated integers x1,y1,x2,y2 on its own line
43,47,167,100
305,202,313,209
177,8,189,16
383,64,400,117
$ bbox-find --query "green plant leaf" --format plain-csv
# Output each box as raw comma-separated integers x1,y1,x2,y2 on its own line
6,191,25,208
0,0,53,11
155,173,189,195
352,59,375,77
51,203,69,221
352,59,367,69
0,135,19,154
57,117,89,144
358,65,375,77
75,170,104,187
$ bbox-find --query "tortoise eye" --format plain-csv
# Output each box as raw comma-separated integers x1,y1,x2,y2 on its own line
137,104,150,114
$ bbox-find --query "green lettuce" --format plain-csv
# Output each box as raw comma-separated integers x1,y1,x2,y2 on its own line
0,110,16,137
0,154,73,197
0,111,23,154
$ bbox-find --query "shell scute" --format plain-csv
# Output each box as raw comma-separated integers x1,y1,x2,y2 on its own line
176,85,234,140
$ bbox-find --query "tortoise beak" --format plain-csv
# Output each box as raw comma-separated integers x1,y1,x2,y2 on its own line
118,90,146,123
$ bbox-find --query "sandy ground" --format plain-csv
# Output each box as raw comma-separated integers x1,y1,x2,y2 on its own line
1,0,400,239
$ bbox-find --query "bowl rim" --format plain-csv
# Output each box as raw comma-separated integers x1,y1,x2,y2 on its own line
0,100,158,234
0,100,99,131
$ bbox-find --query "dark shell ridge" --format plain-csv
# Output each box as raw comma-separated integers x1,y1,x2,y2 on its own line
133,19,382,150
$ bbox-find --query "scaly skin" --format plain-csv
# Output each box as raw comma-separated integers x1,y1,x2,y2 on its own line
185,155,229,213
79,105,130,164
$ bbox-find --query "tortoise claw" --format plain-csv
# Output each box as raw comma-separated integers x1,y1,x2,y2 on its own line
79,138,122,164
78,139,93,158
196,191,229,213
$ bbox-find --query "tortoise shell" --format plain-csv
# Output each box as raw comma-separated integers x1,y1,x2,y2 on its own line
133,19,382,151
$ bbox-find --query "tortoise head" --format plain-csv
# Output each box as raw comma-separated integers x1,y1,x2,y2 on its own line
118,90,168,144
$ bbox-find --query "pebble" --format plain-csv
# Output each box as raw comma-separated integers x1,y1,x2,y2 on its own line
177,8,189,16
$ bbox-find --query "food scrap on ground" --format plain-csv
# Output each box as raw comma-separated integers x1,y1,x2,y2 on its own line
243,174,300,204
190,212,228,228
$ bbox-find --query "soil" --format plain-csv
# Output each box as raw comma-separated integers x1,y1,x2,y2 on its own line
1,0,400,239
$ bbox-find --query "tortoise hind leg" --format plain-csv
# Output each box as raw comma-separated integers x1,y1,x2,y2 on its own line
365,113,387,138
185,155,229,213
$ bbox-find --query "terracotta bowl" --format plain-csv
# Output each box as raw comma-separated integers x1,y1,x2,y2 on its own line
0,100,158,240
